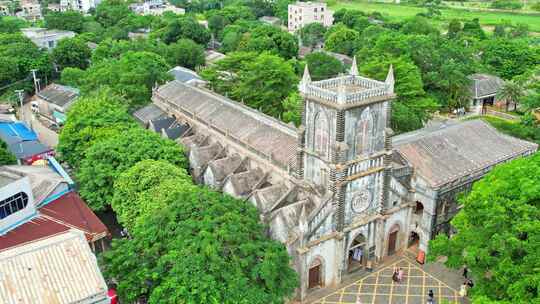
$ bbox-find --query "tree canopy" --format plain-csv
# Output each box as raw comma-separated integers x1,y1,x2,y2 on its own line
429,153,540,303
51,37,92,70
166,38,205,69
101,186,298,304
0,139,16,165
237,24,298,59
44,11,85,33
77,127,187,211
161,16,211,45
111,159,193,230
304,52,344,81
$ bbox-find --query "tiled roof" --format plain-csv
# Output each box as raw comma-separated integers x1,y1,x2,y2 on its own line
133,103,166,125
0,230,109,304
154,81,298,169
0,191,109,250
393,120,538,188
168,66,202,83
37,84,79,107
468,73,505,99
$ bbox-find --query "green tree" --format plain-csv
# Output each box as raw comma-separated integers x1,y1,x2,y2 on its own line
91,38,168,63
401,16,439,36
81,51,172,107
166,38,205,69
0,139,16,165
429,153,540,303
51,37,92,70
238,24,298,59
77,127,187,211
462,18,486,40
282,91,301,126
324,24,360,56
95,0,133,27
481,38,539,79
498,80,525,111
304,52,344,81
232,52,297,117
44,11,85,32
57,92,136,168
299,22,326,49
447,19,462,39
0,33,53,87
0,16,29,33
111,160,192,230
162,16,211,45
101,187,299,303
208,14,226,38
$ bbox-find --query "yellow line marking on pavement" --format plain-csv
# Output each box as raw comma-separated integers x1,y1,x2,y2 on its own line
406,260,411,304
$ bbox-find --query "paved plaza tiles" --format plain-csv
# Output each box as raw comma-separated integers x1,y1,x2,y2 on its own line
312,258,462,304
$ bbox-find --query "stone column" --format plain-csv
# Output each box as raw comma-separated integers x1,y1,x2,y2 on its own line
296,126,306,179
334,142,348,232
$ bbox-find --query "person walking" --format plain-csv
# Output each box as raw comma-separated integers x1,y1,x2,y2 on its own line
427,289,434,304
463,266,468,279
459,282,468,297
392,268,399,283
398,268,404,283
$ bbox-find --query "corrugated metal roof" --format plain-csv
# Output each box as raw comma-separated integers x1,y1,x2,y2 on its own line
468,73,504,99
0,229,109,304
37,84,79,107
132,104,166,125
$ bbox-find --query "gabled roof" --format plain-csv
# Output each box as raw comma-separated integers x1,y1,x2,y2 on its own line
132,103,166,125
163,123,189,140
37,83,79,107
0,230,109,304
0,191,109,250
468,73,505,99
168,66,203,83
0,122,38,142
393,120,538,188
154,81,298,169
150,116,175,133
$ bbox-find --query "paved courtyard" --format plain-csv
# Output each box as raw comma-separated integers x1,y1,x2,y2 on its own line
312,258,462,304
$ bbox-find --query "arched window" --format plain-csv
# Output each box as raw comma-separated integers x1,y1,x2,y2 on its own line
0,192,29,220
355,107,373,156
314,112,329,157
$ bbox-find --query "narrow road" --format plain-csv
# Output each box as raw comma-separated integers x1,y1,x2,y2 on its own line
21,102,59,148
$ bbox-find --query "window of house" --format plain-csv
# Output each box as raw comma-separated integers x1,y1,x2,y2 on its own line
321,7,324,11
48,40,55,48
0,192,29,220
314,8,317,12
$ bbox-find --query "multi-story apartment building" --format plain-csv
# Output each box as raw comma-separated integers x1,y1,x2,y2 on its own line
60,0,101,13
288,1,333,33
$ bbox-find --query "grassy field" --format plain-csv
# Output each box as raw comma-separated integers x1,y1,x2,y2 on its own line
327,0,540,32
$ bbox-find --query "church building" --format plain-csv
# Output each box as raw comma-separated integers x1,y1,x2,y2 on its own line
149,58,538,301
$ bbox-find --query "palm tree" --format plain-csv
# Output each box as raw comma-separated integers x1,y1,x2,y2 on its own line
497,80,525,112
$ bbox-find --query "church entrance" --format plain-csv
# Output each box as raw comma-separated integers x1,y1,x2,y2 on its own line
308,259,322,289
388,225,400,256
348,233,366,273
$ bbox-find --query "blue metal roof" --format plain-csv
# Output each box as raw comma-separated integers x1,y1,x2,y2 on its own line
0,122,38,141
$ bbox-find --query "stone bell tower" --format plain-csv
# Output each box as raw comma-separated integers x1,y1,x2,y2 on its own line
297,57,396,231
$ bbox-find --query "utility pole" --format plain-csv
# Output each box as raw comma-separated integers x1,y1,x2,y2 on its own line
31,69,39,93
15,89,24,122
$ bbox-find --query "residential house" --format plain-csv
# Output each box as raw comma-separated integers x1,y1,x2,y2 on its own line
34,83,80,125
0,121,53,164
60,0,101,13
130,0,185,16
21,27,76,50
468,73,506,114
259,16,281,27
0,229,110,304
17,0,41,21
288,1,333,33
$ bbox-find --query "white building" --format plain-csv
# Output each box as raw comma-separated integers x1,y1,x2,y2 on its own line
16,0,42,21
21,28,76,50
288,1,333,33
60,0,101,13
130,0,185,16
0,168,36,235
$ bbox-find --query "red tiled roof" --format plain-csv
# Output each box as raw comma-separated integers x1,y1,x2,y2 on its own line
0,191,109,252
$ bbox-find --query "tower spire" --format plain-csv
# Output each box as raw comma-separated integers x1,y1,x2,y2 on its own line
299,64,311,92
350,56,359,76
385,64,394,94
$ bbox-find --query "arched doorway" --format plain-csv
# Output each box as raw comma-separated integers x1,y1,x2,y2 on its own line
408,231,420,249
388,224,400,256
348,233,366,272
414,202,424,217
308,258,323,289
